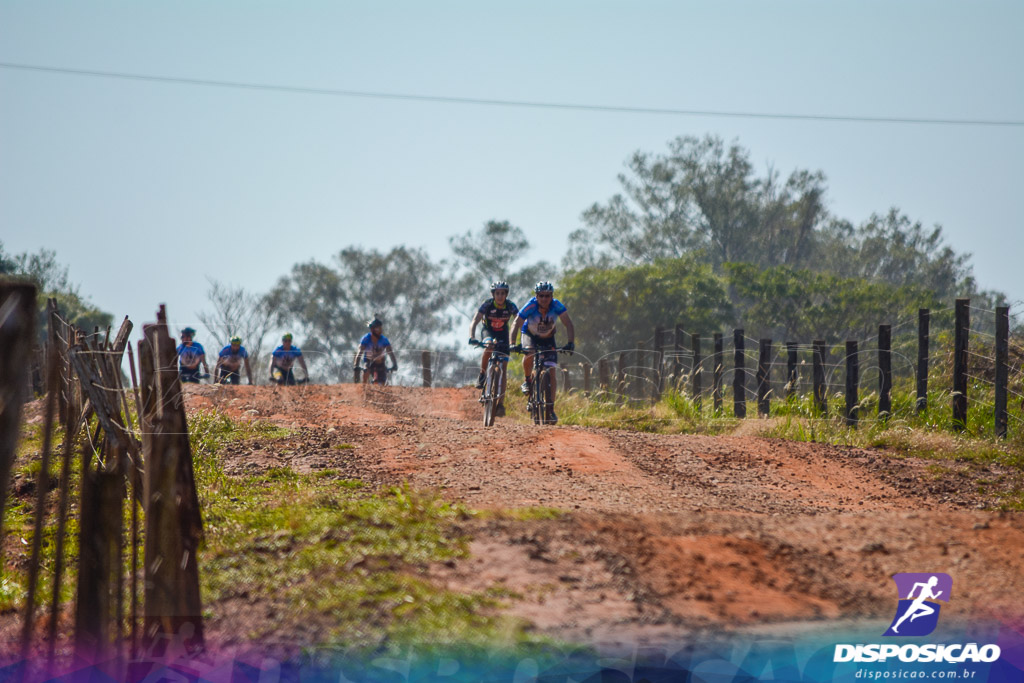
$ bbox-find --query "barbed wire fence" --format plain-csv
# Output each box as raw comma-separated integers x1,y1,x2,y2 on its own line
1,287,206,677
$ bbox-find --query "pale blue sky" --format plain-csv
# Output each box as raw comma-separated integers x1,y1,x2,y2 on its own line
2,0,1022,344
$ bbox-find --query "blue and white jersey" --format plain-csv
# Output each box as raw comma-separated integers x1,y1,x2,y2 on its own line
176,342,206,367
272,345,302,369
359,333,391,364
516,297,568,339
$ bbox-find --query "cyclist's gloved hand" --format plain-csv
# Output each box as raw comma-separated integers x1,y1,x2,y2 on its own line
390,364,398,372
563,341,575,353
512,344,524,354
469,337,479,346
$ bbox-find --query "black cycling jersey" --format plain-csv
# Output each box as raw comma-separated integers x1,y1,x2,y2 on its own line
477,298,519,342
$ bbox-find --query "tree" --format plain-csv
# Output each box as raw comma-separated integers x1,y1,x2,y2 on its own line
448,220,556,314
566,135,829,272
266,246,451,381
0,241,112,341
558,257,733,359
195,278,274,383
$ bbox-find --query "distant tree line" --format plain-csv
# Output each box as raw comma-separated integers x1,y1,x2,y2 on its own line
0,241,113,342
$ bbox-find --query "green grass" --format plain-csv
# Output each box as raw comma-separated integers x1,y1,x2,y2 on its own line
187,411,543,654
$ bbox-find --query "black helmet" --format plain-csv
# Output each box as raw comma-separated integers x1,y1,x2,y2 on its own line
368,318,383,329
534,281,554,293
490,281,509,293
181,327,196,336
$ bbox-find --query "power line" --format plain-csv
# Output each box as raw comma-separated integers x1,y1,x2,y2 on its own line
3,61,1023,128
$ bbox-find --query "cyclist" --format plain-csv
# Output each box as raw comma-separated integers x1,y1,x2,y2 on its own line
177,327,209,384
215,335,254,385
469,281,519,417
269,332,308,385
355,319,398,385
508,281,575,424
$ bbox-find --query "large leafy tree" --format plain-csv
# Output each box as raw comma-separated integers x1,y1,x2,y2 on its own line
566,135,829,272
266,246,451,380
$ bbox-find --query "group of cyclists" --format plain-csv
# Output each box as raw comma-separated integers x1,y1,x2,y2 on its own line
176,281,575,420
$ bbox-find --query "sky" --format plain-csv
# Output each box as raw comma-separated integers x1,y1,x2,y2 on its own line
2,0,1022,352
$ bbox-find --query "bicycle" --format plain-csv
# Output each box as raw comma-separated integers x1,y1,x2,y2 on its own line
516,344,572,426
362,363,395,386
470,338,511,426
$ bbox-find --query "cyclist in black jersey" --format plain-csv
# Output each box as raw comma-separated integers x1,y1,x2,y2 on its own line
469,281,519,416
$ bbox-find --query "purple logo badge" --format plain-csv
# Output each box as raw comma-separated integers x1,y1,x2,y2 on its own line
883,573,952,637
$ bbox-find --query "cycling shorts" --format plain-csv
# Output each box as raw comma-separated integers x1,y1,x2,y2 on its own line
522,333,558,368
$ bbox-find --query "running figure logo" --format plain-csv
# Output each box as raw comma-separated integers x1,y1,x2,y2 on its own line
883,573,952,636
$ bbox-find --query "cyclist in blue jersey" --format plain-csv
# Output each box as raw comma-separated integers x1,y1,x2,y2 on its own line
508,281,575,423
469,281,519,416
215,335,254,385
177,327,209,384
354,319,398,384
269,332,308,385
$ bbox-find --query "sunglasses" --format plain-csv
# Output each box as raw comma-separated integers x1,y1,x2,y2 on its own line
536,293,553,298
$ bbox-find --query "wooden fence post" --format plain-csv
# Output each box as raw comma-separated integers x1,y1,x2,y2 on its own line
713,333,723,412
845,340,859,427
654,325,665,395
690,333,702,409
0,283,37,570
598,358,610,393
421,351,432,387
785,342,798,397
733,329,746,418
561,366,570,393
813,340,827,414
139,305,205,655
616,352,627,404
634,341,645,400
673,324,684,388
757,339,772,416
953,298,969,430
995,306,1009,439
582,362,592,396
917,308,929,413
878,324,892,418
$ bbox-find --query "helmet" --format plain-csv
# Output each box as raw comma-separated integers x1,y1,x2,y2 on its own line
490,281,509,293
181,327,196,336
368,318,383,329
229,335,242,344
282,332,293,341
534,281,554,293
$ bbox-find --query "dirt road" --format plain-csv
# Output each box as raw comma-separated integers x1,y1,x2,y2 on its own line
188,383,1024,649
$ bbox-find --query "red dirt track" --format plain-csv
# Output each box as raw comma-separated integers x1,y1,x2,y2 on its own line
186,383,1024,649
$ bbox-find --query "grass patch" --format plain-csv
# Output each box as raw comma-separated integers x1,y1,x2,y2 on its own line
192,414,542,654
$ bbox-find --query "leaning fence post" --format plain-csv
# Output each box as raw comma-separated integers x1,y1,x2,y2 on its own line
879,324,892,418
757,339,772,416
917,308,929,413
995,306,1009,439
845,340,859,427
733,329,746,418
813,340,827,414
582,362,592,396
421,351,432,387
713,333,723,412
953,298,969,430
